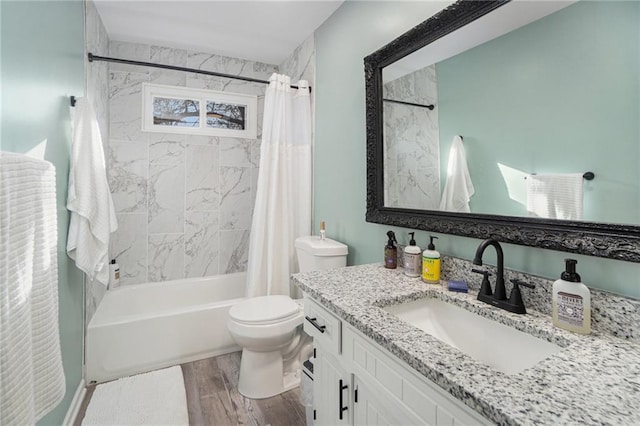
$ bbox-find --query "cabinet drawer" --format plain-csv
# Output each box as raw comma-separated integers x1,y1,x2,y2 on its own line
303,296,342,355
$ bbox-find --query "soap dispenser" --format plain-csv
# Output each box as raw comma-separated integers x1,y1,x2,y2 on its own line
403,232,421,277
422,236,441,283
552,259,591,334
384,230,398,269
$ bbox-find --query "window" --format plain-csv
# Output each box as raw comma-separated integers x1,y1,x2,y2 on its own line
143,83,257,139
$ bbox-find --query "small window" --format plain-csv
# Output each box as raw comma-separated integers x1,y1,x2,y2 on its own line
143,83,257,139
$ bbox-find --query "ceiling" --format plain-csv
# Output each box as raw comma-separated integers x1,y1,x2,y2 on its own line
94,1,344,65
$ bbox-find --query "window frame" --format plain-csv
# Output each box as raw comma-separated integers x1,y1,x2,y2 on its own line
142,83,258,139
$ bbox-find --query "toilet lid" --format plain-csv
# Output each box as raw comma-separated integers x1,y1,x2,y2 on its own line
229,295,300,324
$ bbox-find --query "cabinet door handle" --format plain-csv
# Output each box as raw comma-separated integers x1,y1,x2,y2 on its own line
339,379,348,419
305,316,326,333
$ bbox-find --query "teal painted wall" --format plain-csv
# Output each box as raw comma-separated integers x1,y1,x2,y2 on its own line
1,1,85,424
315,1,640,298
314,0,452,265
437,1,640,225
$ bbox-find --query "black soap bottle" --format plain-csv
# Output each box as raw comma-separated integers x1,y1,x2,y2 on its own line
384,230,398,269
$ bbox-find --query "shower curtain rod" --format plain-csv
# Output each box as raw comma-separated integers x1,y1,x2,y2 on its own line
87,53,312,92
383,97,434,110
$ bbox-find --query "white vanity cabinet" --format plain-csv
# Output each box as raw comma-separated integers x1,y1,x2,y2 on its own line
313,344,352,425
303,294,490,426
303,296,351,425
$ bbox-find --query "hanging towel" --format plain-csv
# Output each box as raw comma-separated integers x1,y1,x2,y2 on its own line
526,173,584,220
439,135,475,212
66,97,118,286
0,152,65,424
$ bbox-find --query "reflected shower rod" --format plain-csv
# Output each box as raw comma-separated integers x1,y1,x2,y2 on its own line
383,97,435,110
87,53,311,92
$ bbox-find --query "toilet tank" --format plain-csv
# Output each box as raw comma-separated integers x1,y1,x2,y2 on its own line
295,236,348,272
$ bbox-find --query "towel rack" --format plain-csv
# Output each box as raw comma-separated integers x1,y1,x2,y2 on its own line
525,172,595,180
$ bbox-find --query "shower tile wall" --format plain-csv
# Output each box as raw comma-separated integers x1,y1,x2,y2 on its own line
108,40,278,285
383,65,440,210
85,0,110,324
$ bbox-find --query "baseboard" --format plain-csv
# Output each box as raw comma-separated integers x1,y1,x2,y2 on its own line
63,380,87,426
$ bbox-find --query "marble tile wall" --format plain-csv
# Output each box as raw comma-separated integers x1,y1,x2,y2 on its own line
106,40,281,285
85,0,110,324
383,65,440,210
108,37,315,285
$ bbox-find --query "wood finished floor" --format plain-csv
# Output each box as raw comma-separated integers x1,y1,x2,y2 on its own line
75,352,307,426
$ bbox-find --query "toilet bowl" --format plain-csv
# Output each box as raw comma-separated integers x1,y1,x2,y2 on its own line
227,236,348,399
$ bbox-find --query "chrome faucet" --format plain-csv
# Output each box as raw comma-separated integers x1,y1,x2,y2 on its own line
472,238,534,314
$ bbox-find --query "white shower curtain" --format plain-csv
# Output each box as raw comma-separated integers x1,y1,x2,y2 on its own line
246,74,312,297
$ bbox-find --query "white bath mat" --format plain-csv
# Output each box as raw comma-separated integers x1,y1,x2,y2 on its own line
82,366,188,425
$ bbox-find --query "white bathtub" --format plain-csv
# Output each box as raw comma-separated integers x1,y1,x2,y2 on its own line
86,273,246,384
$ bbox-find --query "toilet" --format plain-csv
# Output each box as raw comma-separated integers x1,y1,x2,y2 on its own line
227,235,348,399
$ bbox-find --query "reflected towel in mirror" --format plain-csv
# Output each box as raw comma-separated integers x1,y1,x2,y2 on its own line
525,173,583,220
439,135,475,212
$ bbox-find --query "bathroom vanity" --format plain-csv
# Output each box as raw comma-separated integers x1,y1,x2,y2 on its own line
294,264,640,425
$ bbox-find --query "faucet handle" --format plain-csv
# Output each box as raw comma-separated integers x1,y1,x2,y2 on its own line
471,268,491,277
508,279,535,314
472,269,493,297
511,279,534,289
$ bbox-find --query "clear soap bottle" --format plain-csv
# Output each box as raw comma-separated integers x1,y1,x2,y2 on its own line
552,259,591,334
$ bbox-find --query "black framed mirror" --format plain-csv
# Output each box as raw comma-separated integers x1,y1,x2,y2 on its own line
365,0,640,262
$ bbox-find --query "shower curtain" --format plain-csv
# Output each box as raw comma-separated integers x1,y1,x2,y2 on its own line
246,74,312,297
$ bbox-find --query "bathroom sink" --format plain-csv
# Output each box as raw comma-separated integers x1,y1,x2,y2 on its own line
383,298,562,375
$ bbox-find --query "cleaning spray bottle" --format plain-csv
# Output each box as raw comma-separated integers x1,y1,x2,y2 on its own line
422,236,440,283
552,259,591,334
384,230,397,269
403,232,421,277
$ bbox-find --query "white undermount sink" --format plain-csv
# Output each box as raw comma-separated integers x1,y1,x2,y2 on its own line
383,298,562,375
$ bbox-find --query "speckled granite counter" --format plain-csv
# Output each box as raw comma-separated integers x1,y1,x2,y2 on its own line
292,263,640,426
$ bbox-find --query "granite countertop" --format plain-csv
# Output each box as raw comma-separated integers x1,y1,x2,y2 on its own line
292,263,640,426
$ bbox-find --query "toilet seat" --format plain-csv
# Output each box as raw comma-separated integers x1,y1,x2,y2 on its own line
229,295,301,325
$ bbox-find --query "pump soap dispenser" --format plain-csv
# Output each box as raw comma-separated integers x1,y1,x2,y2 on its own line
384,230,398,269
552,259,591,334
422,236,440,283
403,232,421,277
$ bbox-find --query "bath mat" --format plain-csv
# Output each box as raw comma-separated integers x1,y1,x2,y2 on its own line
82,366,188,425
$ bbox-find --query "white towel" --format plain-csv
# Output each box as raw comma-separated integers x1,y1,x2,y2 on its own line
525,173,584,220
0,152,65,424
66,97,117,286
439,135,475,212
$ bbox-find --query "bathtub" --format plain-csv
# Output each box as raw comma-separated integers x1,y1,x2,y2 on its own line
86,273,246,384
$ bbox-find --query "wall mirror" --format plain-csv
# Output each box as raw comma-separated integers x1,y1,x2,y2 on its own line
365,0,640,262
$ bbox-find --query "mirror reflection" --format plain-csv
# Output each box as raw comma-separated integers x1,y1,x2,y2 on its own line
382,0,639,225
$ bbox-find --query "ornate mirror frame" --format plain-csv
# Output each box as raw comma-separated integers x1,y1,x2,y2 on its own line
364,0,640,263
